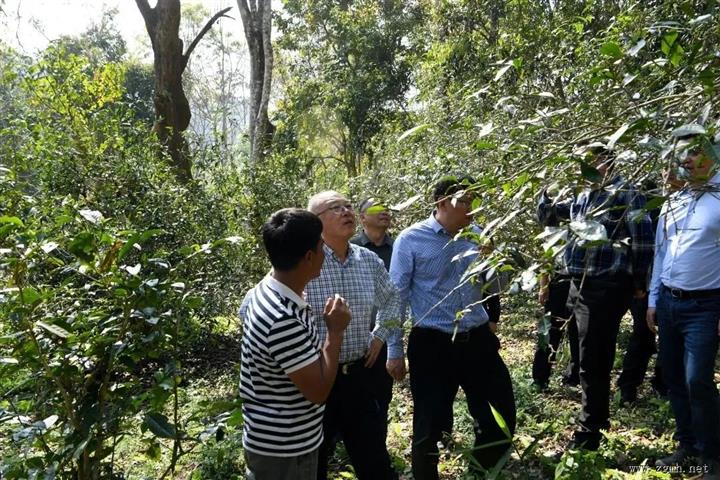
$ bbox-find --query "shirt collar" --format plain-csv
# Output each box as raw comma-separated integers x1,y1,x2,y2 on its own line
264,274,309,309
357,230,393,246
710,170,720,185
323,242,357,265
427,213,447,234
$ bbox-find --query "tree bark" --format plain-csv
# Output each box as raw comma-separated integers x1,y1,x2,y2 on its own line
136,0,231,182
237,0,274,166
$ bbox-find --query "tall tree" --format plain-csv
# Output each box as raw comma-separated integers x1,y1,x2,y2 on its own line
237,0,274,166
135,0,231,182
277,0,416,176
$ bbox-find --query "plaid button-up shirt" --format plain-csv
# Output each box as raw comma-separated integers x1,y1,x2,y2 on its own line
537,176,654,289
305,243,402,363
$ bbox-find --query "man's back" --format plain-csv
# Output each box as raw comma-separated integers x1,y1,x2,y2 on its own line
239,277,324,457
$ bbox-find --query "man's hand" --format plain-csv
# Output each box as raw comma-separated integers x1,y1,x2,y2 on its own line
364,337,383,368
323,295,351,334
634,289,647,299
488,321,498,334
646,307,657,335
386,358,406,381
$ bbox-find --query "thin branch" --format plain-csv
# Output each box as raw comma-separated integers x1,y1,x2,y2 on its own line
182,6,233,69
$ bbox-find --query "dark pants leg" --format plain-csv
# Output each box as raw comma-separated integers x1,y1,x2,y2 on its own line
617,295,664,394
532,277,579,384
657,289,720,459
246,449,318,480
408,326,516,480
569,275,633,444
316,354,397,480
374,344,394,440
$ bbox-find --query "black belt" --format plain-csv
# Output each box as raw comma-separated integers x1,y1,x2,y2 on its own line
339,358,364,375
412,324,486,343
663,285,720,300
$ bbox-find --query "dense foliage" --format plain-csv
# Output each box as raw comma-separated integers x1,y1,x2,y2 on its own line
1,0,719,478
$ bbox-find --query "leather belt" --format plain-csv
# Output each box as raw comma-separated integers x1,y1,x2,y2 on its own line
663,285,720,300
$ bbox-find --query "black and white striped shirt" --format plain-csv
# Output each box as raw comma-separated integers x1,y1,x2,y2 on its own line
239,275,324,457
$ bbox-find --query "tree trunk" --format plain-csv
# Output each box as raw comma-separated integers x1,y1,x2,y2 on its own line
238,0,274,167
136,0,231,182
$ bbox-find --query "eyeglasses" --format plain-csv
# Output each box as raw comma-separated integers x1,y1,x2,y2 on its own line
317,203,354,216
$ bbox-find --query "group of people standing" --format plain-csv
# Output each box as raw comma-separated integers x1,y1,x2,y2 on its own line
238,130,720,479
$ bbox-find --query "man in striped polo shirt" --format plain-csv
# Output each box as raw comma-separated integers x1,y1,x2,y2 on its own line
239,208,351,480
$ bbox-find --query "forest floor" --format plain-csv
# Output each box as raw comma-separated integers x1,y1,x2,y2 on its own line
113,295,717,479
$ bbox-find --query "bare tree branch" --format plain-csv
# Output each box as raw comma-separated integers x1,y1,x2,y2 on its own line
182,6,233,68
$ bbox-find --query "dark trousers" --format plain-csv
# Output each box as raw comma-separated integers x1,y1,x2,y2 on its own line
568,275,633,441
317,346,397,480
408,325,516,480
532,276,579,384
245,449,318,480
617,294,665,394
376,344,394,439
657,287,720,459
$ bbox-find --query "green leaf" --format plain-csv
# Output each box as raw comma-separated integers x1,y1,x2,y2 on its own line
579,162,602,183
184,295,203,309
489,402,512,439
118,229,164,262
21,287,42,306
36,321,70,339
627,39,646,56
643,196,667,212
68,232,96,263
72,436,91,460
661,32,678,55
143,412,177,439
226,408,244,427
397,124,430,142
570,220,608,241
0,216,24,227
599,41,622,59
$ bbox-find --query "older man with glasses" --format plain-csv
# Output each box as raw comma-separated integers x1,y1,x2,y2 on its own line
306,191,402,480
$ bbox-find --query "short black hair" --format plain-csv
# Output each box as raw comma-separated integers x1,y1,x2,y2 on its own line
262,208,323,271
432,175,477,202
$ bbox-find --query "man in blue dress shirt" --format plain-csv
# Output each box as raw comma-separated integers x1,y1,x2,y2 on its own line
648,132,720,478
389,175,516,480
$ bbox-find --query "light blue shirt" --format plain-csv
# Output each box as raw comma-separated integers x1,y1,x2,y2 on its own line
648,171,720,308
388,214,490,357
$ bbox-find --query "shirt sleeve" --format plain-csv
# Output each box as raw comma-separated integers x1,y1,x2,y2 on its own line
267,317,320,375
648,210,667,308
373,254,404,359
625,189,655,291
385,232,415,359
238,288,253,322
537,191,572,226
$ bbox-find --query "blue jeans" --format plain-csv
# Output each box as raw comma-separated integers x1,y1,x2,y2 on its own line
657,287,720,458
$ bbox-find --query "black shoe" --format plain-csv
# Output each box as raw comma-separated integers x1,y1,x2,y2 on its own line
619,389,637,406
655,446,699,467
562,375,580,387
700,457,720,479
650,379,668,398
532,379,549,392
568,431,601,451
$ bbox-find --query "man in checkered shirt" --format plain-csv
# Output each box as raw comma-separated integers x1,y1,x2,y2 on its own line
306,190,403,480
